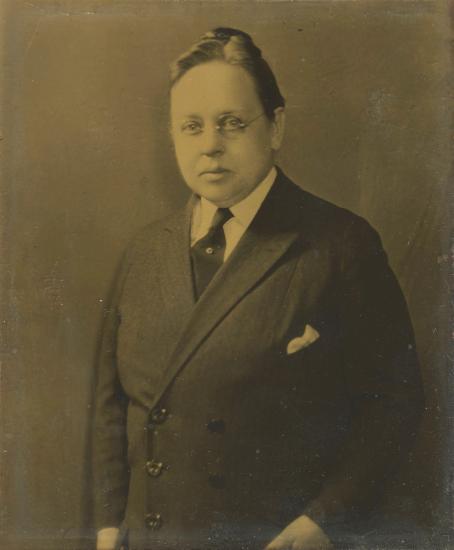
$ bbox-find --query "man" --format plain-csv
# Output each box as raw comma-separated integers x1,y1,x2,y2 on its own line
93,28,424,550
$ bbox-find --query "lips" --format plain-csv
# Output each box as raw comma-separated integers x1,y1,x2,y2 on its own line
199,167,229,176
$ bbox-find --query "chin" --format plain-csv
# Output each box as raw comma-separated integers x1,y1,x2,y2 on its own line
195,184,236,206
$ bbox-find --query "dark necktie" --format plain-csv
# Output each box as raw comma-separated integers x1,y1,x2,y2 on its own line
191,207,233,299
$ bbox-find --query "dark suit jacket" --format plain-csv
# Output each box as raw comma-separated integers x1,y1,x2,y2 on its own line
92,168,424,550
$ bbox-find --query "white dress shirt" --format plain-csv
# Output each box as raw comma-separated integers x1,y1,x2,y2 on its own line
191,166,277,261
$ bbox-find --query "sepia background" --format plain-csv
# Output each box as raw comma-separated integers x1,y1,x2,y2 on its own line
1,1,451,549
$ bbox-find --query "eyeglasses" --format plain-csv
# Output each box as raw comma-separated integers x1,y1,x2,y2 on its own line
177,112,266,139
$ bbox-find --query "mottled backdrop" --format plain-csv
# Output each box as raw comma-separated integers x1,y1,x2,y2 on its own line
1,1,451,549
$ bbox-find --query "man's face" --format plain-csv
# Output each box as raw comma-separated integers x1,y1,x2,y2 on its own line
170,61,285,208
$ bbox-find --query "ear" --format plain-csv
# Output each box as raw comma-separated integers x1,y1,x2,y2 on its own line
270,107,286,151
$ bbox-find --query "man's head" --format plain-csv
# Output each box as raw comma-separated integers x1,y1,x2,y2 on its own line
169,28,286,207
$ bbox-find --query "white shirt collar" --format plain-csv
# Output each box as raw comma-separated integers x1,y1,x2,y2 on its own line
194,166,277,240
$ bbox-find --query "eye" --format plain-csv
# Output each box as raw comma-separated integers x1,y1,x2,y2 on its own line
219,115,245,132
181,120,202,135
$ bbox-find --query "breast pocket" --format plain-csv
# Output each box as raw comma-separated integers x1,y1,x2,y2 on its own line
283,324,346,405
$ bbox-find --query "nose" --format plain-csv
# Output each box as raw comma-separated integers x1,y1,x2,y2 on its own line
199,125,224,157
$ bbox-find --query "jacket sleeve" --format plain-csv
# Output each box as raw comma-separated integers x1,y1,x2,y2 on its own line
303,216,425,531
91,246,133,529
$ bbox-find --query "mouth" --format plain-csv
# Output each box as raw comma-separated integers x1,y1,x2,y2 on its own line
199,167,229,176
199,167,230,182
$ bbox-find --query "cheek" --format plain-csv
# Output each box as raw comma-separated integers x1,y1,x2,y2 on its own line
235,139,272,171
174,141,196,171
231,137,268,161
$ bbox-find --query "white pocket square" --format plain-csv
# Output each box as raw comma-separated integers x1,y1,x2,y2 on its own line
286,324,320,355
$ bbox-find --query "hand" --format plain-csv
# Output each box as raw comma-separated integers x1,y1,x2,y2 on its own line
264,515,333,550
96,527,120,550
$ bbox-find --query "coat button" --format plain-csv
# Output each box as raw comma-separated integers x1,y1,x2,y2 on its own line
208,473,225,489
146,459,164,477
205,247,215,255
145,512,163,530
150,407,168,424
207,418,225,434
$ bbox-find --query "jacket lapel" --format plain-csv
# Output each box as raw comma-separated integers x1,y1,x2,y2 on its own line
149,170,307,411
155,197,196,329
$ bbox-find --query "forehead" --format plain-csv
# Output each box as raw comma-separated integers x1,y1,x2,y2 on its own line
170,61,261,118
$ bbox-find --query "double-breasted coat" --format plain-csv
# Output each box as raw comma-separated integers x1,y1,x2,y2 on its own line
92,168,424,550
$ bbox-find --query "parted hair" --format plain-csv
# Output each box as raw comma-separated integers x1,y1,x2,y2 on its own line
170,27,285,120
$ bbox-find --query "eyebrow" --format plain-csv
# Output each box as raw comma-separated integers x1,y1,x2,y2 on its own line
177,110,246,120
178,114,203,121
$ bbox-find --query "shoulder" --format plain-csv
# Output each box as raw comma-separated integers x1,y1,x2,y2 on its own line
276,168,382,251
122,204,188,261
